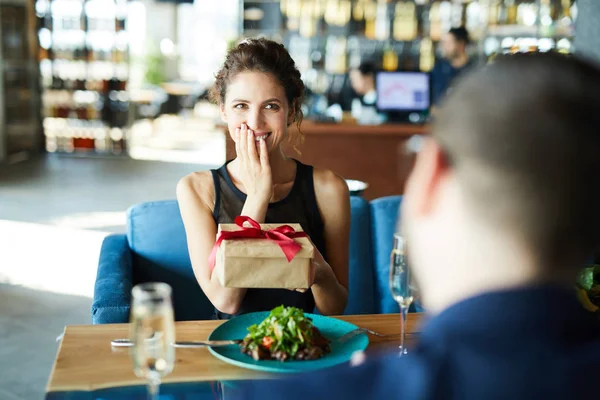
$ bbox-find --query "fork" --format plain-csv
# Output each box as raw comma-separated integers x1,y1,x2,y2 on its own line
336,327,416,344
111,328,416,349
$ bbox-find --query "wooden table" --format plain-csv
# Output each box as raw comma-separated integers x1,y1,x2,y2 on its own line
223,121,429,200
47,314,424,394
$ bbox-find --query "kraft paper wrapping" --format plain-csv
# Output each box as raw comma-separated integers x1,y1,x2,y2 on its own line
215,223,314,289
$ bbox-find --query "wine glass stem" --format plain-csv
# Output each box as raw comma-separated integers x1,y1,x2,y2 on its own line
400,305,408,356
147,374,160,400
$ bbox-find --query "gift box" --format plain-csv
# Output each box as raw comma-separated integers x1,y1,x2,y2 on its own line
209,217,314,289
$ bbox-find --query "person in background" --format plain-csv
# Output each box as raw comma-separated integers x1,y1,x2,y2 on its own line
177,38,350,320
431,26,474,107
233,52,600,399
348,61,387,125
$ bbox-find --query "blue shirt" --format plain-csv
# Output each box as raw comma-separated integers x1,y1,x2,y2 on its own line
431,58,474,105
232,285,600,400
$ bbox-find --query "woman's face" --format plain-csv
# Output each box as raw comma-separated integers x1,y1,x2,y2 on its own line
221,71,294,153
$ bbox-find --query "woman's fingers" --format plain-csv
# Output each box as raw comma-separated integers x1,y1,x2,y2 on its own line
259,135,269,168
234,127,241,158
286,288,308,293
309,259,317,287
239,124,248,163
247,128,260,164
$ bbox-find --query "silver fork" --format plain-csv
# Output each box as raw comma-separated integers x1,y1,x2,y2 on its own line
336,327,410,344
111,328,415,348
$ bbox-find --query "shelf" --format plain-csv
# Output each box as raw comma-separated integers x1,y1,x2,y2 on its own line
42,117,105,123
486,24,575,39
486,25,538,37
42,88,127,93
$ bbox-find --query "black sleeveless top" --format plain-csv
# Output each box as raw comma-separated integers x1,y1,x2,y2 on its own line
210,159,326,319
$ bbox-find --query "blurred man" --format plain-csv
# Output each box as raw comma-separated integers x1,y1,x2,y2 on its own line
234,52,600,399
431,27,474,106
348,61,386,125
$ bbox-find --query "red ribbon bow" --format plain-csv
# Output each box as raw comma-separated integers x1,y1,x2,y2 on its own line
208,216,308,270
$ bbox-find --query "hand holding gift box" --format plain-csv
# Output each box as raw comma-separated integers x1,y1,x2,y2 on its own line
208,216,315,289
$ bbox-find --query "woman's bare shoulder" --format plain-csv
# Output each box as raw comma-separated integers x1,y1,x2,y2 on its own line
176,170,216,211
312,167,349,198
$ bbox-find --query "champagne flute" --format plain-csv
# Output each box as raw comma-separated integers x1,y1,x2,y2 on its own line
389,233,413,356
130,283,176,400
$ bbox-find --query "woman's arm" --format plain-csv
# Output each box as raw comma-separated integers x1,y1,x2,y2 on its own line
176,126,272,315
310,168,350,315
176,172,247,315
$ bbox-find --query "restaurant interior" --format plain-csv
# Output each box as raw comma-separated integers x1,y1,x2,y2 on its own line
0,0,597,399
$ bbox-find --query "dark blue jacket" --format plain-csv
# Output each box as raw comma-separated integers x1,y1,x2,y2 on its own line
234,285,600,400
431,58,475,105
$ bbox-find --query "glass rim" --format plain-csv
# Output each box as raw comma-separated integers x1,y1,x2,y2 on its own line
392,233,406,251
131,282,172,300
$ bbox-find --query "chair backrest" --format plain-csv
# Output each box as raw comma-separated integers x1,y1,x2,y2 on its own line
127,201,214,321
346,196,377,314
369,195,403,314
126,197,379,319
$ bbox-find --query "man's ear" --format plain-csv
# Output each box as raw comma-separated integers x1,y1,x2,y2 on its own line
404,138,450,217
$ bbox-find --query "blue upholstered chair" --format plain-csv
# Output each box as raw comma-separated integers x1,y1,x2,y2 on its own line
92,196,404,324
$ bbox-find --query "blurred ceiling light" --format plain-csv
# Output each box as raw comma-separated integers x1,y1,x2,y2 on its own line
244,7,264,21
160,38,176,56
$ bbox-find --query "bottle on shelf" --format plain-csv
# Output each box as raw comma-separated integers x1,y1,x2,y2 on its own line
364,1,377,39
557,0,574,37
382,43,399,72
374,0,390,41
419,38,435,72
539,0,554,37
393,1,418,42
429,2,442,41
465,1,483,40
505,0,518,25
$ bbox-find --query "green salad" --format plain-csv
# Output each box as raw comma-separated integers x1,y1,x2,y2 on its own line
240,306,331,362
577,265,600,314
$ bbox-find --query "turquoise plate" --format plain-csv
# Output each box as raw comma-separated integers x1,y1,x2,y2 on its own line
207,312,369,373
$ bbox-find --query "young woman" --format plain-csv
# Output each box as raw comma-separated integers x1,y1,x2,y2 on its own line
177,38,350,319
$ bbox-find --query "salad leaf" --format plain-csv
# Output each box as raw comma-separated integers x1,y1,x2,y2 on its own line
244,306,315,357
577,265,600,291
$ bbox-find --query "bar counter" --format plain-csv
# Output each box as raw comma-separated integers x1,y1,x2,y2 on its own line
224,121,429,200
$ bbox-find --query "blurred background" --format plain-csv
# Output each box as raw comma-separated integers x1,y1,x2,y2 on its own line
0,1,580,398
1,0,577,163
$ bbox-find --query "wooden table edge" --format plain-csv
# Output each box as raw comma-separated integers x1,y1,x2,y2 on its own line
46,313,425,393
46,326,68,393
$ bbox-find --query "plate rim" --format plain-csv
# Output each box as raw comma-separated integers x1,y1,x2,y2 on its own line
207,312,369,373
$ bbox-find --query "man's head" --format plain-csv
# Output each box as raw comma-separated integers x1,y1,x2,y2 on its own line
440,27,469,61
349,61,376,96
402,52,600,312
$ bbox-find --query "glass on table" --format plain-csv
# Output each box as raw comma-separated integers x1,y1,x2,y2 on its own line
389,233,416,356
130,282,176,400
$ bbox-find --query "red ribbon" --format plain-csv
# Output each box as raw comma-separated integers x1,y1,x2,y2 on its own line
208,216,307,270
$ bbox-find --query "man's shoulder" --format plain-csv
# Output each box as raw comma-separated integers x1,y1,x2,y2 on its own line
232,351,431,400
431,58,447,72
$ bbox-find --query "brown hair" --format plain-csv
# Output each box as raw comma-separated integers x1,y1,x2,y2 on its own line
209,38,305,146
434,52,600,268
